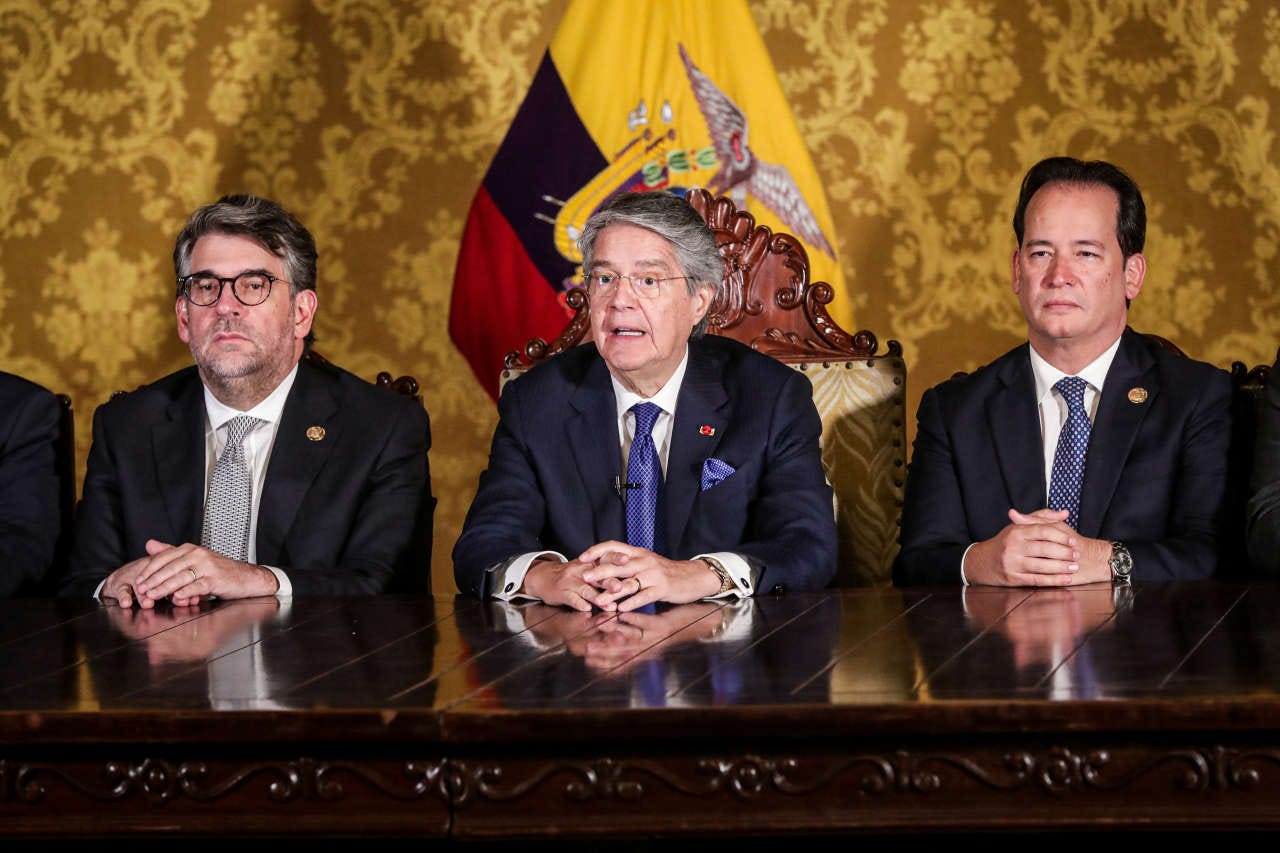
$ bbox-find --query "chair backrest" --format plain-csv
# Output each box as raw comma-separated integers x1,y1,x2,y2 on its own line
501,188,907,586
1225,355,1272,575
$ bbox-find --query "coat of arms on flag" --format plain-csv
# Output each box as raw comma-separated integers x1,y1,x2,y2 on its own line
450,0,845,398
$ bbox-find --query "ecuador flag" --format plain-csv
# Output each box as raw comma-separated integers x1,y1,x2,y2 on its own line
449,0,846,398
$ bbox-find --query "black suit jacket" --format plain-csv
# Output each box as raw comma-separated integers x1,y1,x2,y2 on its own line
1246,348,1280,574
895,329,1232,585
0,371,62,596
60,357,434,597
453,336,837,598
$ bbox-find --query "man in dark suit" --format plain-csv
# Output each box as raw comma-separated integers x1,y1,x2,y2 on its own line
60,194,433,604
0,371,62,595
453,191,835,611
895,157,1231,587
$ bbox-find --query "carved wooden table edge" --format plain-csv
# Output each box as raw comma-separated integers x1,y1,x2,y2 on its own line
436,728,1280,838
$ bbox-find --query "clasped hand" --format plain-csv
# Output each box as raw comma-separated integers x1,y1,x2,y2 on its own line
964,508,1109,586
524,540,721,612
101,538,280,608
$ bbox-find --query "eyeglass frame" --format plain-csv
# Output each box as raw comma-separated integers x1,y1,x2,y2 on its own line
583,271,690,299
177,271,289,307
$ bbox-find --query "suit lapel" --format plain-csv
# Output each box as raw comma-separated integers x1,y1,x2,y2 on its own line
568,357,626,545
1077,331,1156,535
256,361,340,561
988,347,1046,513
153,373,207,542
666,343,728,551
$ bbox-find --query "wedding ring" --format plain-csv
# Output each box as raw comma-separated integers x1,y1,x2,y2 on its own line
632,577,643,594
187,567,198,583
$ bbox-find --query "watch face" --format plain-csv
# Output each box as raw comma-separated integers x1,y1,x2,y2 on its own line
1111,544,1133,578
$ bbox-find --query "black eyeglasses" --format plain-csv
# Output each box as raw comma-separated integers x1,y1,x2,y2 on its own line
178,272,286,307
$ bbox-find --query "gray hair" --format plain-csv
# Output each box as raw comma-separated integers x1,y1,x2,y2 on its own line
174,193,317,299
577,191,722,337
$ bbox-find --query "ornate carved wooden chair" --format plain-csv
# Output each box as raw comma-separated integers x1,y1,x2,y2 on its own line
501,188,907,587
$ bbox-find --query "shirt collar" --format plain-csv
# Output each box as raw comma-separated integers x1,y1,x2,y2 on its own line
611,346,690,419
203,363,300,431
1028,335,1122,403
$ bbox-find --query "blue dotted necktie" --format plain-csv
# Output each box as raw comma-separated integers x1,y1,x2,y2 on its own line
626,402,663,551
1048,376,1091,530
201,415,264,561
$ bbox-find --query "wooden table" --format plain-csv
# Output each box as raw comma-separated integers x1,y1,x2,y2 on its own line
2,581,1280,839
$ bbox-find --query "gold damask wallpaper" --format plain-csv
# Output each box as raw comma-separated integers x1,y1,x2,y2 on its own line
2,0,1277,594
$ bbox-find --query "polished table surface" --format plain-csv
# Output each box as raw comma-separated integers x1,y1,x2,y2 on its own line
3,581,1280,837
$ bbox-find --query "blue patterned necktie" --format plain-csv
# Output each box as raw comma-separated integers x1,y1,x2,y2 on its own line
626,402,663,551
201,415,264,561
1047,376,1091,530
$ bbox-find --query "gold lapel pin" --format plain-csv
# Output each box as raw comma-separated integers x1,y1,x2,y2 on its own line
1128,387,1148,404
306,425,326,441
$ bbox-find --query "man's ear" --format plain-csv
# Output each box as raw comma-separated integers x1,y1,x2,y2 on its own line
175,297,190,344
293,289,318,339
1124,252,1146,301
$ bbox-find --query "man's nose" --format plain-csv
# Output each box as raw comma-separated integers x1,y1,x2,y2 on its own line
213,283,242,313
1046,256,1076,286
603,276,638,307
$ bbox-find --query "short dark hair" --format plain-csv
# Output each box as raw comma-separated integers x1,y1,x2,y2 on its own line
173,194,318,298
577,191,722,337
1012,157,1146,258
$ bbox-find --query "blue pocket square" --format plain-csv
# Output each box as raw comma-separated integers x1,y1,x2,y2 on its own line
701,458,735,491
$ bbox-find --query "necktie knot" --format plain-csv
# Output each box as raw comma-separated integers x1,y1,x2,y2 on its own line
631,402,661,438
223,415,263,453
1054,375,1088,410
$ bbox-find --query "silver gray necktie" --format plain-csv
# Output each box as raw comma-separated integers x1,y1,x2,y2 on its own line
201,415,263,561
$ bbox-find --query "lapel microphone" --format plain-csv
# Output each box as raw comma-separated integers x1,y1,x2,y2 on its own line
613,475,640,507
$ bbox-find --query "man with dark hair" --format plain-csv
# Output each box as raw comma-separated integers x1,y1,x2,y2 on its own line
895,157,1232,587
454,190,836,610
0,371,62,595
61,194,434,604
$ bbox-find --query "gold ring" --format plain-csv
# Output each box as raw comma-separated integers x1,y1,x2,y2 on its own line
632,577,642,593
187,567,198,583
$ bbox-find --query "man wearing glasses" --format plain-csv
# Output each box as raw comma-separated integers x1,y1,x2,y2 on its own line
60,194,434,605
453,191,836,611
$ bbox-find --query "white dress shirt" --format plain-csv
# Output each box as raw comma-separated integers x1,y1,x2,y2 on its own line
494,347,754,601
958,336,1122,583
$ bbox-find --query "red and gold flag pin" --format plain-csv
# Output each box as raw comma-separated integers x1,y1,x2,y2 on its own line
306,425,326,441
699,425,715,436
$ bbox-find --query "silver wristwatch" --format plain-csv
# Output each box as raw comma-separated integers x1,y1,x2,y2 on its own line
1109,541,1133,584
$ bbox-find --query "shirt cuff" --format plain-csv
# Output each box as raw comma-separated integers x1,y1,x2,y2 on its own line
960,543,975,586
263,565,292,597
696,552,753,599
491,551,567,600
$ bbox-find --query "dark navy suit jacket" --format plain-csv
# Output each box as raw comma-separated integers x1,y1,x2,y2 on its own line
61,357,435,598
0,371,62,595
453,336,837,598
894,329,1232,585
